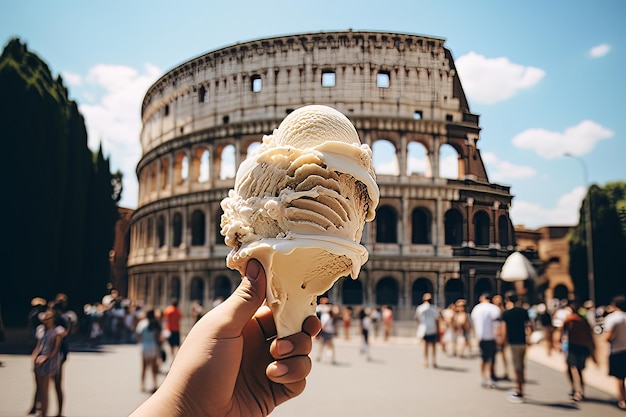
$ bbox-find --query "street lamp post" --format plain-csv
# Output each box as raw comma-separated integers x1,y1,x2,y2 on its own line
565,154,595,306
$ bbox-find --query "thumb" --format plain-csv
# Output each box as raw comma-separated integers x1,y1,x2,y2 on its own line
216,259,267,338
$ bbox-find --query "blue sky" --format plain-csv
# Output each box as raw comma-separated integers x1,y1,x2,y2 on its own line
2,0,624,229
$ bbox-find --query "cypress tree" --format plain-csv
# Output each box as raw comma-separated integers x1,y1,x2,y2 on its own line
0,39,120,325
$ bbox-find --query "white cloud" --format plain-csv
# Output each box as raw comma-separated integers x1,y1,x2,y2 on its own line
375,159,399,176
511,120,614,159
455,52,545,105
589,43,611,58
373,140,399,175
481,152,536,181
73,63,162,208
510,186,585,228
439,154,458,179
61,71,82,87
407,154,430,176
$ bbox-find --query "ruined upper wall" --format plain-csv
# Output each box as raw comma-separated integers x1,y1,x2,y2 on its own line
139,30,477,156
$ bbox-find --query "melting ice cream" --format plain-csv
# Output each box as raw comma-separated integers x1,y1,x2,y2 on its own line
220,105,379,337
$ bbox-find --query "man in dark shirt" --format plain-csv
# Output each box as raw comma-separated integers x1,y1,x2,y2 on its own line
501,291,532,403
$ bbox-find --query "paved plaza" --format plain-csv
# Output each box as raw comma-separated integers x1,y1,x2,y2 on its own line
0,331,622,417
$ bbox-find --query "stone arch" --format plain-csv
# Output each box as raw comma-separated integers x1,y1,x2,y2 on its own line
215,207,225,245
155,276,164,307
173,151,189,185
439,143,459,179
411,207,432,244
444,278,464,306
214,275,233,301
218,144,236,179
375,276,399,306
170,276,181,300
407,141,431,177
372,139,399,176
157,214,165,248
553,284,569,301
191,209,206,246
474,278,493,304
411,277,433,306
143,275,151,305
444,209,463,246
473,210,490,247
190,276,205,302
376,205,398,243
246,141,261,157
172,212,183,247
341,277,363,305
192,147,210,183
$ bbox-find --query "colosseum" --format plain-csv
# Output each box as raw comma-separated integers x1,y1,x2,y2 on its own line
127,30,527,323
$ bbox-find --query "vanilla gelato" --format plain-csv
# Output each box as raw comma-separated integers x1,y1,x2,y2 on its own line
220,105,379,337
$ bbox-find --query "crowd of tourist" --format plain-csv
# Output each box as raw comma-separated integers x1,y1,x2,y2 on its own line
413,292,625,409
312,291,625,410
22,287,626,414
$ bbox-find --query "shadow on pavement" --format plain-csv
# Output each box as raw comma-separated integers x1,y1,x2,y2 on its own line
523,399,580,410
433,364,469,372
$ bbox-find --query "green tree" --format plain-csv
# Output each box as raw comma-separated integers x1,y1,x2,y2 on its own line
569,184,626,306
603,181,626,235
0,39,121,325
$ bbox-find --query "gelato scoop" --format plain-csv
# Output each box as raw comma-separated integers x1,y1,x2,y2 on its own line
220,105,379,337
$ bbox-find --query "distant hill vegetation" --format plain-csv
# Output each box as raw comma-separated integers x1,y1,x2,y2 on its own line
0,38,121,326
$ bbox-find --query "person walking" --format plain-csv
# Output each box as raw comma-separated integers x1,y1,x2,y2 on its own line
359,307,372,361
382,305,394,342
562,299,596,402
52,293,77,417
136,309,163,393
500,292,532,404
342,306,353,340
163,299,183,360
471,293,502,388
440,303,456,355
415,293,440,368
453,299,472,358
536,303,555,356
491,294,510,382
316,298,337,364
32,307,66,417
370,307,381,339
190,300,204,325
603,295,626,410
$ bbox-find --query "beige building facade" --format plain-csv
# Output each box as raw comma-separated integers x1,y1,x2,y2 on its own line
515,225,575,307
127,31,522,320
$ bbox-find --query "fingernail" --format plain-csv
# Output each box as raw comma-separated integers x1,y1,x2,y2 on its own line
269,362,288,377
246,260,261,282
276,339,294,356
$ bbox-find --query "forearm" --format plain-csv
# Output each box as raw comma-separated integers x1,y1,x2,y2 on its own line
50,336,62,357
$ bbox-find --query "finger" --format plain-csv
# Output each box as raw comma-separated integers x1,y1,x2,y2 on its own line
212,259,267,339
269,331,313,359
302,315,322,338
266,355,312,385
254,306,277,340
